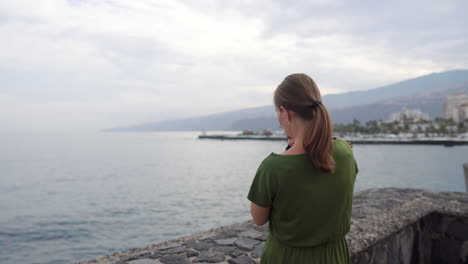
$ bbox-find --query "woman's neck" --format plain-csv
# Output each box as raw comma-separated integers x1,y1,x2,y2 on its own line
283,134,306,155
283,119,307,155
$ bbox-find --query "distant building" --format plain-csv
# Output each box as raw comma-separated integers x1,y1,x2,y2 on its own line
242,129,254,135
390,108,430,122
459,103,468,122
444,94,468,122
408,123,429,133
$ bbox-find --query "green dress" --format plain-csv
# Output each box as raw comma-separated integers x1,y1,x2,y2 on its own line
247,138,358,263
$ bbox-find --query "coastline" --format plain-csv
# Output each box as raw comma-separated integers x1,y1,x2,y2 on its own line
199,134,468,146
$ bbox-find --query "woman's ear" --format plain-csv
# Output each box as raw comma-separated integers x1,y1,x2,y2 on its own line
280,106,292,122
278,106,287,122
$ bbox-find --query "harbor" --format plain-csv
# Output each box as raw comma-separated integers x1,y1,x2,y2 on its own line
198,133,468,146
198,96,468,146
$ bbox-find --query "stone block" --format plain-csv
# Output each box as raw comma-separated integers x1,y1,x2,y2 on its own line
464,163,468,192
127,259,162,264
185,241,214,251
370,242,387,264
399,225,414,264
134,253,153,259
160,247,185,255
214,238,237,246
193,251,225,263
238,231,262,240
107,260,127,264
229,248,246,258
258,233,268,241
386,234,398,264
186,249,198,257
158,244,183,251
235,237,260,251
228,255,254,264
251,242,264,258
447,219,468,241
159,255,190,264
222,229,242,237
352,251,369,264
461,240,468,263
213,246,236,255
428,212,443,233
431,238,461,264
209,233,230,240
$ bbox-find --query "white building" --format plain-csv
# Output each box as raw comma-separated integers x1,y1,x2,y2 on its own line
459,103,468,122
390,108,430,122
445,94,468,122
408,123,430,132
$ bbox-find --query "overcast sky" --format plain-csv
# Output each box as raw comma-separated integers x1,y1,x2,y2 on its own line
1,0,467,132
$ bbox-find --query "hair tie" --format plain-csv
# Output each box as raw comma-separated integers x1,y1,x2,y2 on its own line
309,100,322,108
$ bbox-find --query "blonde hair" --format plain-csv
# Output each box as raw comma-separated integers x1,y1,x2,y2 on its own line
274,73,335,173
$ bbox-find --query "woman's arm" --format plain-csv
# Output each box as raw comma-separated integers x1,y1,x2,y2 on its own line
250,202,270,226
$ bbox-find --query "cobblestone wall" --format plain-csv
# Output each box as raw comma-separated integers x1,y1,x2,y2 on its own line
74,188,468,264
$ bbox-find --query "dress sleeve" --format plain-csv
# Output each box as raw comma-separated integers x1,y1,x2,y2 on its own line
340,137,358,175
247,162,277,208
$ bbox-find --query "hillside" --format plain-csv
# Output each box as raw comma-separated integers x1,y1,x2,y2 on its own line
323,69,468,109
105,70,468,131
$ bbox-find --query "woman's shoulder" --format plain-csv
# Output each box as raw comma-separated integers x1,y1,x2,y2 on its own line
259,152,310,172
333,136,346,144
333,137,356,160
258,153,279,168
333,137,352,150
257,152,290,170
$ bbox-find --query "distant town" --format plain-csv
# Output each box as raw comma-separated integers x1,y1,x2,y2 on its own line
236,93,468,139
334,93,468,138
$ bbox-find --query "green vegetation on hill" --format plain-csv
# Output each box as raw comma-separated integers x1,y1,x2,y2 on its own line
334,118,466,136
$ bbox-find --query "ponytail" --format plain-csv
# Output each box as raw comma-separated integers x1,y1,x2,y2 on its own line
303,104,335,173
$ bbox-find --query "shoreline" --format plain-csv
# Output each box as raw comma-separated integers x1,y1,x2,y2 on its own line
199,134,468,146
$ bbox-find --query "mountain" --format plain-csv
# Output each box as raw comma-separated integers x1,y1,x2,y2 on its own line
107,105,275,132
106,69,468,131
322,69,468,109
328,84,468,124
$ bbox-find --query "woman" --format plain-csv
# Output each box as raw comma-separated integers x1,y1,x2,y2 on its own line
247,73,358,263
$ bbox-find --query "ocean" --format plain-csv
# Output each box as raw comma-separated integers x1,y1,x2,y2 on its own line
1,131,467,264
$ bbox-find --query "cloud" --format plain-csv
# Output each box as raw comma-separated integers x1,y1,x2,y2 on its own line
0,0,467,132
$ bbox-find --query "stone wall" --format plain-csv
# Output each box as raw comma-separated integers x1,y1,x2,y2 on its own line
74,188,468,264
352,212,468,264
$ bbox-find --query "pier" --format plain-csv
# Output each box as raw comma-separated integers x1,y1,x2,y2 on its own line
198,134,468,146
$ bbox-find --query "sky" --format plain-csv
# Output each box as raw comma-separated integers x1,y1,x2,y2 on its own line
1,0,467,132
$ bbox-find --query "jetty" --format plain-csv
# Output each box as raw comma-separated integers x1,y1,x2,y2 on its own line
198,134,286,141
343,137,468,146
198,134,468,146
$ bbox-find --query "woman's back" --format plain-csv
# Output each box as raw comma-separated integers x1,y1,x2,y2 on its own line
248,73,357,263
248,138,357,247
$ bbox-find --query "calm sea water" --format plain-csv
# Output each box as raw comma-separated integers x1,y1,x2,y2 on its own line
1,131,467,264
